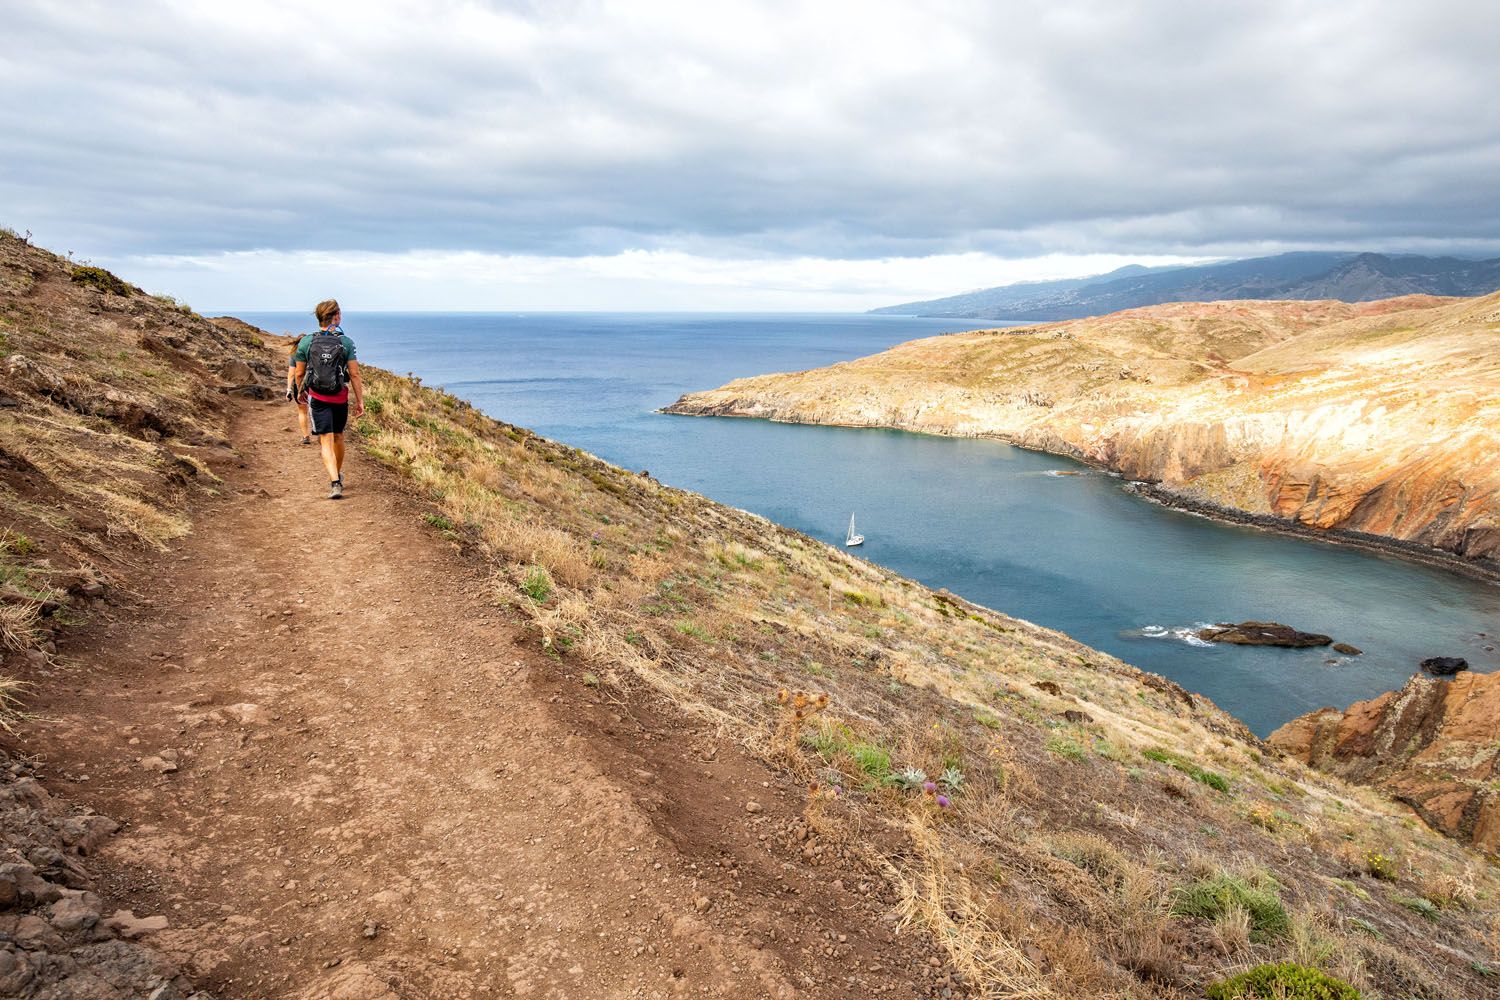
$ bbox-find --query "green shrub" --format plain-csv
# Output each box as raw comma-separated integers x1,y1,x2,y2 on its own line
1046,735,1085,761
519,565,553,602
1142,746,1230,792
849,743,892,783
1205,962,1360,999
1394,895,1440,921
423,513,456,532
1093,740,1125,761
676,621,710,641
1364,851,1396,881
70,265,132,296
1171,873,1289,940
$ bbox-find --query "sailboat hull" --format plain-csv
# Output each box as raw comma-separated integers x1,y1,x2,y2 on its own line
845,513,863,547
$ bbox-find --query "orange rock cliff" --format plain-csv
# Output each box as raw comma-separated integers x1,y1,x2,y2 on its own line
667,294,1500,574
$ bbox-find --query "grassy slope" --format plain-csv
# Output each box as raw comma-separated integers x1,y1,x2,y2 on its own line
665,295,1500,573
0,232,274,680
355,367,1500,998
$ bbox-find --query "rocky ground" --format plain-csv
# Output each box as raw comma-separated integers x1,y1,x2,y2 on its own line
0,746,202,998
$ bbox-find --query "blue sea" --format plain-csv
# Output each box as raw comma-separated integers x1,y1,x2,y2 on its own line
241,311,1500,735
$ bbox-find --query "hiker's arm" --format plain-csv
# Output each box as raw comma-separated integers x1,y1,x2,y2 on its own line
292,361,307,402
348,360,364,418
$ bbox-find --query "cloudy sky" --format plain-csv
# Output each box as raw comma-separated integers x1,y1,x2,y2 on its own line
5,0,1499,310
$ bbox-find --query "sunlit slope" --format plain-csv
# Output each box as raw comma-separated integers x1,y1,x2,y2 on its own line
667,295,1500,572
351,345,1500,999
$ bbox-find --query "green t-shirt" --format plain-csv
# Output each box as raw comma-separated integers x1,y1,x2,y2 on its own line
290,331,357,366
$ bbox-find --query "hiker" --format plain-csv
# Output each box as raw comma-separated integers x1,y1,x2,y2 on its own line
285,342,312,445
289,299,364,499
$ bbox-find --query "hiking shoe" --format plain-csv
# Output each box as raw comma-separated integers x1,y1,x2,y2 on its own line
301,435,312,445
328,479,344,500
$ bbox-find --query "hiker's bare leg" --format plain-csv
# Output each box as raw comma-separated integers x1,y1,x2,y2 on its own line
320,433,341,482
296,402,311,439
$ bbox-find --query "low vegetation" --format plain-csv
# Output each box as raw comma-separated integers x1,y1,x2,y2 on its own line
0,232,266,723
1205,962,1362,1000
357,360,1500,998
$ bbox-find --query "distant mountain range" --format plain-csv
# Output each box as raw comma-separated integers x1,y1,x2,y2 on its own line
871,252,1500,321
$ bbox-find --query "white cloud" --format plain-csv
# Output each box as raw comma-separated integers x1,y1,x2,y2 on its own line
110,248,1208,311
5,0,1500,307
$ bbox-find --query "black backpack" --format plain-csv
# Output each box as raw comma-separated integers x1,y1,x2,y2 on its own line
304,333,348,396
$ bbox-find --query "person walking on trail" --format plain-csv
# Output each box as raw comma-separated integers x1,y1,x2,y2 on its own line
290,299,364,499
285,341,312,445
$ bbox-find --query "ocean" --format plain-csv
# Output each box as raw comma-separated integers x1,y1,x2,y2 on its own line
241,311,1500,735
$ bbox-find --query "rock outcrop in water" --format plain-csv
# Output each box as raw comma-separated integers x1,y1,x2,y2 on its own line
1420,656,1469,676
666,294,1500,574
1196,621,1334,647
1269,671,1500,851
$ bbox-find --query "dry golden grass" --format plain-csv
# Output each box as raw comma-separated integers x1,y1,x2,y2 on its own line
0,603,38,652
349,361,1500,999
0,232,272,718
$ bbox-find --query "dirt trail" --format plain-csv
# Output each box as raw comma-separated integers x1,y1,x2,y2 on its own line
21,398,943,999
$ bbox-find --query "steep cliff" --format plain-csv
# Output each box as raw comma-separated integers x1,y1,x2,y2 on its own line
1270,671,1500,852
667,294,1500,573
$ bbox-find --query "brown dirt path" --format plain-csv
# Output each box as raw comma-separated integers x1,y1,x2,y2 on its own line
21,399,947,999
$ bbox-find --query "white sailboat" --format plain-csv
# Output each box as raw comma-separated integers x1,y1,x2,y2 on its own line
844,512,865,547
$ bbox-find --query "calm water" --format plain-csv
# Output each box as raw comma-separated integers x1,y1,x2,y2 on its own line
243,311,1500,735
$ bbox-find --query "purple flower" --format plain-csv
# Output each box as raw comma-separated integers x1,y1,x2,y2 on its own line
935,795,951,809
922,781,937,793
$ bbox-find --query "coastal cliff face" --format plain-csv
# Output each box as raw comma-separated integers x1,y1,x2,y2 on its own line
666,295,1500,572
1270,672,1500,853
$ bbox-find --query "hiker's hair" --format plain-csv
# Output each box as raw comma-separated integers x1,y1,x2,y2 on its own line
314,299,341,327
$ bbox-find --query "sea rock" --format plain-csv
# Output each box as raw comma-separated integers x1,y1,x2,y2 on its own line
1332,642,1362,655
1420,656,1468,676
1196,621,1332,648
1269,670,1500,851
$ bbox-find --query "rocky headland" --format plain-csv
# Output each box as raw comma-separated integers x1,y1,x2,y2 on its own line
666,295,1500,575
1271,671,1500,852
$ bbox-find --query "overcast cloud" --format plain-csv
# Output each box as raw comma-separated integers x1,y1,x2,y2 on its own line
5,0,1500,308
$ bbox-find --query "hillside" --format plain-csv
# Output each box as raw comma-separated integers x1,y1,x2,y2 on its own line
873,252,1500,321
669,294,1500,576
2,231,1499,998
